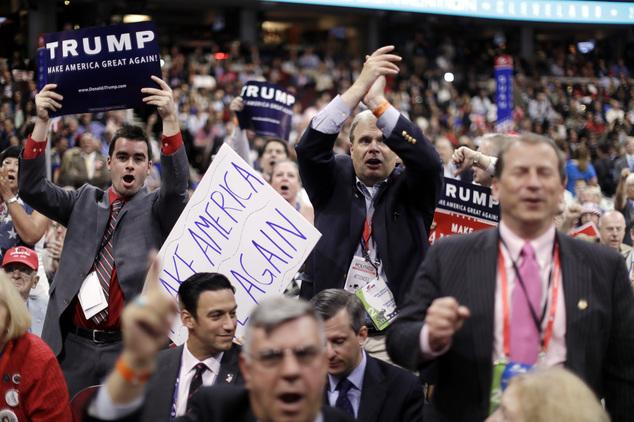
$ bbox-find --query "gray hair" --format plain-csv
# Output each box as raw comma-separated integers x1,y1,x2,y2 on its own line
310,289,366,334
243,296,325,361
349,110,377,145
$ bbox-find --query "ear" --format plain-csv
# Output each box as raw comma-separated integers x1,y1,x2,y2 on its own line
491,177,500,202
106,156,112,172
31,275,39,290
358,325,368,346
146,161,152,177
181,309,195,329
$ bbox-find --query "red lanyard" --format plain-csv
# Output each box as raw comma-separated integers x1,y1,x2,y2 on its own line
498,242,561,357
362,214,374,252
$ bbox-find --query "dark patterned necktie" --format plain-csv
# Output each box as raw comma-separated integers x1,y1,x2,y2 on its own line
91,198,124,324
187,363,208,414
335,378,354,417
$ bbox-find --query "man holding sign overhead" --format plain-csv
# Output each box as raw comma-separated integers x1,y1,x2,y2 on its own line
18,75,189,399
295,46,443,361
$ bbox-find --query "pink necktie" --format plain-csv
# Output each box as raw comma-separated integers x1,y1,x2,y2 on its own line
510,243,542,364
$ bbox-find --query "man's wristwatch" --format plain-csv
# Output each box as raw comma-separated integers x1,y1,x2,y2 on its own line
5,196,18,206
473,151,482,167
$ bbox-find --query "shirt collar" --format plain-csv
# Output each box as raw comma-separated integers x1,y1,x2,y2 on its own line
327,349,367,393
108,189,129,205
182,341,224,377
499,220,556,266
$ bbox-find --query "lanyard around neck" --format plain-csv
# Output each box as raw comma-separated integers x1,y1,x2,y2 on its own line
497,240,561,357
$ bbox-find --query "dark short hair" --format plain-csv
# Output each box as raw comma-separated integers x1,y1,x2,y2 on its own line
494,133,566,183
178,272,235,319
108,125,151,158
1,146,22,164
263,138,289,158
310,289,366,334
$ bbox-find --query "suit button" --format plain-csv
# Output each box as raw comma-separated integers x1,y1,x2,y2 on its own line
402,131,407,137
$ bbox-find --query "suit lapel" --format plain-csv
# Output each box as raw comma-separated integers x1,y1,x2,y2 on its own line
93,192,111,253
349,181,366,259
357,356,386,422
558,234,591,370
217,343,241,385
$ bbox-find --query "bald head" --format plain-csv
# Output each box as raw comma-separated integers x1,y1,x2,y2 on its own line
598,211,626,250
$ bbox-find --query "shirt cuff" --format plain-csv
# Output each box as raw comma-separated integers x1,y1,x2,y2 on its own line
375,106,399,139
160,132,183,156
310,95,352,134
419,323,451,361
24,135,47,159
90,386,144,420
485,157,498,175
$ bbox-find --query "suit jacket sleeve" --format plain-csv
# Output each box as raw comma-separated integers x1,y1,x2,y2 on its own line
386,239,443,370
295,126,340,209
383,115,443,227
603,250,634,420
18,152,81,226
153,143,190,236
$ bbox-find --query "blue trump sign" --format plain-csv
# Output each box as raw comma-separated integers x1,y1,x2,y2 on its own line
236,81,295,141
37,21,161,117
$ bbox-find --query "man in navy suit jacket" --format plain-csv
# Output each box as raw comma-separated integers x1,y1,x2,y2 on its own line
141,273,244,421
387,133,634,421
312,289,423,422
295,46,442,331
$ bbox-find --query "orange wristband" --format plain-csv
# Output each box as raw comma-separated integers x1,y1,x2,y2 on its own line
372,100,391,118
115,356,152,385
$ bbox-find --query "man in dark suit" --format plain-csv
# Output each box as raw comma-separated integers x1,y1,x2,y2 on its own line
311,289,423,422
295,46,442,359
142,272,243,421
20,76,189,398
387,133,634,421
85,274,354,422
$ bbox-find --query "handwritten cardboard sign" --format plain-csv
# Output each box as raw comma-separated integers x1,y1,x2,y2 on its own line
151,144,321,344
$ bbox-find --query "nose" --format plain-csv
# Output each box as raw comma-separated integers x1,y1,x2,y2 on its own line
325,342,336,359
279,351,301,378
223,314,237,331
368,140,380,152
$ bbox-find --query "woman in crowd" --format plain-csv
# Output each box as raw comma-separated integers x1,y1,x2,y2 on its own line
0,270,73,421
0,146,49,257
487,367,610,422
565,145,598,195
270,160,314,225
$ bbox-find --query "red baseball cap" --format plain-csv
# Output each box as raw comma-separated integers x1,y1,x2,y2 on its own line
2,247,38,271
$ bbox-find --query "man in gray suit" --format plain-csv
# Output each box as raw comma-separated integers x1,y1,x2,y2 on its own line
387,133,634,421
141,272,243,421
19,76,189,399
1,246,47,337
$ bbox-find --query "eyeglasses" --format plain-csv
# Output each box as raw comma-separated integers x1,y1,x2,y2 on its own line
250,345,323,369
3,266,34,277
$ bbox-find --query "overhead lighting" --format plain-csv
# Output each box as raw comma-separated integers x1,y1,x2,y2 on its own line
123,14,151,23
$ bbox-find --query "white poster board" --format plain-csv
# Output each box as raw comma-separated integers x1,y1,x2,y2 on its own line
150,144,321,344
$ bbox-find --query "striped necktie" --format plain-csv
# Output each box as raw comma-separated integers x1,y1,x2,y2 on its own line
187,363,208,414
91,198,124,324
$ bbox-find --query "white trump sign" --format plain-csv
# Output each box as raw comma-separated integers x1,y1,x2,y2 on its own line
150,144,321,345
